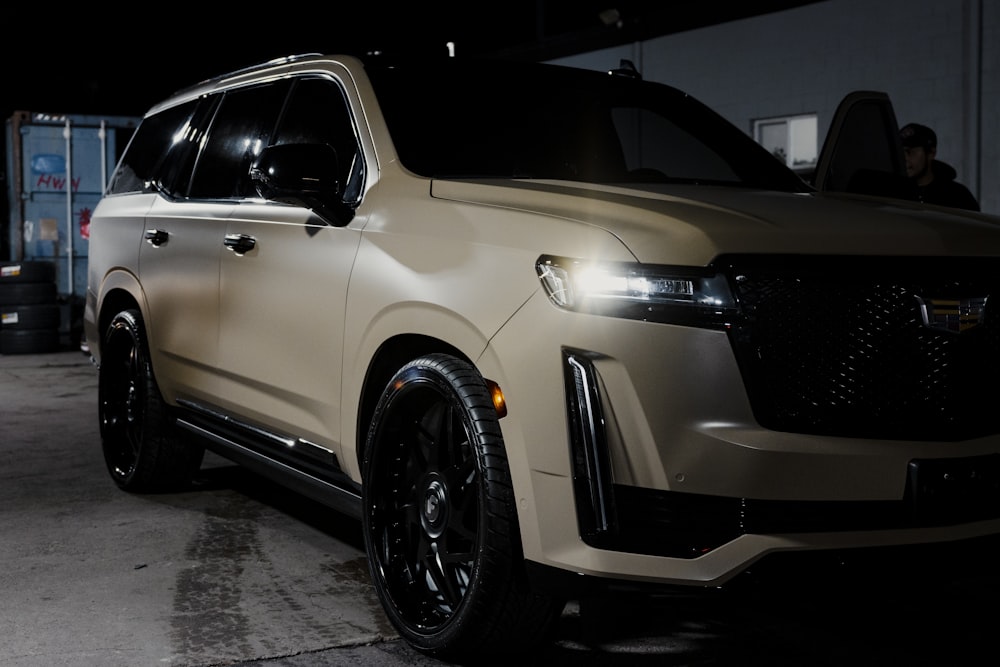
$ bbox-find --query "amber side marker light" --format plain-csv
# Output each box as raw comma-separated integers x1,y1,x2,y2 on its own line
487,380,508,418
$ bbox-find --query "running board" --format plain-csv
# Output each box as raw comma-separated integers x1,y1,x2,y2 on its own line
174,404,362,520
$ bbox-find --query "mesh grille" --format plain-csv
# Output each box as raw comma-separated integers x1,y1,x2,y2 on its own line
725,255,1000,441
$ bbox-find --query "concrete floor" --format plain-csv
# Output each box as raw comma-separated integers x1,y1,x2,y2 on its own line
2,349,999,667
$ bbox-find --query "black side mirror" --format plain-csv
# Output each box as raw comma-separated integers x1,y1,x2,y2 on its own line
250,143,354,225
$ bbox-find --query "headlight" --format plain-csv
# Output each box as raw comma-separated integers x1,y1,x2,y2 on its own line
536,255,736,328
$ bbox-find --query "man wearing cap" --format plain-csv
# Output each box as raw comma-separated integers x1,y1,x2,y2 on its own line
899,122,980,211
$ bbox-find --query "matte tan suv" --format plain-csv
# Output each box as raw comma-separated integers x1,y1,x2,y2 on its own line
84,53,1000,660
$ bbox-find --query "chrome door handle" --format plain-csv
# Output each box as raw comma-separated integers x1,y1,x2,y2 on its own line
144,229,169,247
223,233,256,255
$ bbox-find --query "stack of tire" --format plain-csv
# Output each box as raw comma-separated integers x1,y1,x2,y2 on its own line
0,261,61,355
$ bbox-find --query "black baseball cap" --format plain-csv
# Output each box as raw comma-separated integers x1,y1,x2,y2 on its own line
900,123,937,150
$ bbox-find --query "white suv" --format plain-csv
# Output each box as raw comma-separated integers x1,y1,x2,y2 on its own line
84,54,1000,660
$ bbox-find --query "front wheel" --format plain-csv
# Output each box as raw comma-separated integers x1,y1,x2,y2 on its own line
98,309,203,492
362,353,562,661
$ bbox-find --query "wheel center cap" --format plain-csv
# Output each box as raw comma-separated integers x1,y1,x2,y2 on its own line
422,478,447,536
425,490,440,521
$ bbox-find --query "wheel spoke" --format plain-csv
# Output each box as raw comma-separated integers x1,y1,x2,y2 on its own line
409,418,432,471
424,544,467,609
418,401,451,470
124,346,142,450
423,397,477,608
445,459,479,544
403,497,432,576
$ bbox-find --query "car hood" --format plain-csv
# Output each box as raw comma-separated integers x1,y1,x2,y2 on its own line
430,179,1000,266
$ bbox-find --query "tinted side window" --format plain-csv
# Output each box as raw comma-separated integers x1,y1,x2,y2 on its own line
157,97,219,198
188,81,290,200
273,77,364,202
106,100,197,195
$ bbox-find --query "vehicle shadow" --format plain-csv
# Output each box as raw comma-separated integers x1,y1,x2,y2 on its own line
526,545,1000,667
189,456,367,552
185,459,1000,667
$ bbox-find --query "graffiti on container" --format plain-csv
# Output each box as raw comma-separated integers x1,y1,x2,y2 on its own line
31,154,82,192
79,207,93,240
35,172,82,192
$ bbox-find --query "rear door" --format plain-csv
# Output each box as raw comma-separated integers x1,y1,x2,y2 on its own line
143,81,293,404
138,97,229,402
140,197,229,401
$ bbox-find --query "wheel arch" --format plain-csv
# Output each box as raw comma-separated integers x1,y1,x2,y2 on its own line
356,334,470,465
92,271,146,366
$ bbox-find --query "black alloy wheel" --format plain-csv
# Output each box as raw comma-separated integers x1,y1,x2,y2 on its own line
362,353,561,660
98,309,203,491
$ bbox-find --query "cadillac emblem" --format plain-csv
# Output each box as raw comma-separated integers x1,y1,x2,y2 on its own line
915,295,987,333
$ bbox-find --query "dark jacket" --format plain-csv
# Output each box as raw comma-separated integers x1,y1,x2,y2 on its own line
915,160,980,211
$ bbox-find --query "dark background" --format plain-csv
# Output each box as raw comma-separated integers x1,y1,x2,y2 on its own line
1,1,817,121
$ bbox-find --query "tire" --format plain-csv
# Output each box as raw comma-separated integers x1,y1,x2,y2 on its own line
0,282,57,306
1,303,60,330
0,260,56,284
362,353,562,661
0,328,59,354
98,309,204,492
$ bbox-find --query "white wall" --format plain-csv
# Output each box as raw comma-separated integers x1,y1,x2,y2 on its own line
550,0,998,216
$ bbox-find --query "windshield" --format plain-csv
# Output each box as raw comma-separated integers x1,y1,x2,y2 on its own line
365,58,809,192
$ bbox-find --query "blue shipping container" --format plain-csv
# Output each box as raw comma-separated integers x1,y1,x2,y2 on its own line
5,111,140,339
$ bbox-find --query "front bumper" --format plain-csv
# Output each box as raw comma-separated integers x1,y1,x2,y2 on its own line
483,288,1000,587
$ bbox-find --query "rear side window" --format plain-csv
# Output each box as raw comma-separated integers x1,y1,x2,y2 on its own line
105,101,197,195
106,76,364,203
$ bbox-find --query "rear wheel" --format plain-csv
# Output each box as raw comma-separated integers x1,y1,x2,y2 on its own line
362,353,562,660
98,309,203,491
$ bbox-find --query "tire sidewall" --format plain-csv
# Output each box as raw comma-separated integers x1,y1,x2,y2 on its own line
361,354,507,655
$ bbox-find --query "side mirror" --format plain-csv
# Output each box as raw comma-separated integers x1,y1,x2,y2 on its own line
250,143,353,225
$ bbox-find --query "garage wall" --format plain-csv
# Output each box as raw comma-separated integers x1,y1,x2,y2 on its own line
550,0,998,216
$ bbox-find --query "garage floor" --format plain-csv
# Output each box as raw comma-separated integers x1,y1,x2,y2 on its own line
2,349,999,666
